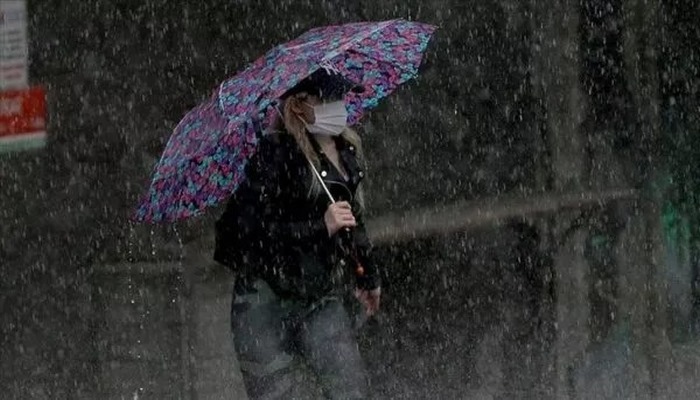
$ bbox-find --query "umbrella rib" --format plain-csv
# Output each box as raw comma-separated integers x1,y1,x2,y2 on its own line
318,20,396,64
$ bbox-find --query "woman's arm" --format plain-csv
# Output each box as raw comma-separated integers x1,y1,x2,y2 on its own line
352,210,382,317
353,211,381,290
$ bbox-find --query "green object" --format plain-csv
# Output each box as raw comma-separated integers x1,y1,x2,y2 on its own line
0,133,46,154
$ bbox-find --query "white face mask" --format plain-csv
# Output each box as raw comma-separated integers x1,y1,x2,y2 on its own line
302,101,348,136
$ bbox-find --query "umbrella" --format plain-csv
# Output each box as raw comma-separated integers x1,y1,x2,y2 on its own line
134,19,436,223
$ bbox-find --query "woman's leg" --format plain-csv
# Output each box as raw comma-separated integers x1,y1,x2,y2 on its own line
231,279,313,399
300,298,368,399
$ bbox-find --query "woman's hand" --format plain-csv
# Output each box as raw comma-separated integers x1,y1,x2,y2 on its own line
324,201,356,237
355,287,381,317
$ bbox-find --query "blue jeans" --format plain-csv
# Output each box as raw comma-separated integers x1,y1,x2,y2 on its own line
231,279,368,399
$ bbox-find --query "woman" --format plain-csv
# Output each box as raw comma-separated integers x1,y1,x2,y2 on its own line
214,70,381,399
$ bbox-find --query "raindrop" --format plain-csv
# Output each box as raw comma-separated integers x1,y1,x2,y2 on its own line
127,222,137,263
149,228,156,256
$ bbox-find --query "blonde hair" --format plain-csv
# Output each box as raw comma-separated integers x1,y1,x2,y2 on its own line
279,95,366,209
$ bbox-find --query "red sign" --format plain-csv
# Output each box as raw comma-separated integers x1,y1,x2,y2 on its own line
0,86,46,152
0,85,45,137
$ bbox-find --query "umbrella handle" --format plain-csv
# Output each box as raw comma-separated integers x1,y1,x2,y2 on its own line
307,157,336,204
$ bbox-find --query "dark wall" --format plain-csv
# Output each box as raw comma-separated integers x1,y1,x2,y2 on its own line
0,1,540,396
366,221,555,399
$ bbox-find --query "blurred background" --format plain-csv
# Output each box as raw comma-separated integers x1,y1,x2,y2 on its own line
1,0,699,398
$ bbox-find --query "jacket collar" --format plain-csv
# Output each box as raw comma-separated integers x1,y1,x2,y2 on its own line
306,132,364,190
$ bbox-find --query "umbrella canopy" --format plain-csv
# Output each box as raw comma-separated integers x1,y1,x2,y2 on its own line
134,19,436,223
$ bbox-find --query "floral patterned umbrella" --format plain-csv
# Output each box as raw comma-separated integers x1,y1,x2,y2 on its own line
134,19,436,223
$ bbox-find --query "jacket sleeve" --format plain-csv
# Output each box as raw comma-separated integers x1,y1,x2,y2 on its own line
353,211,381,290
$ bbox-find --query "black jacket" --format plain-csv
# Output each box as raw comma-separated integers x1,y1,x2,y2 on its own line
214,130,379,299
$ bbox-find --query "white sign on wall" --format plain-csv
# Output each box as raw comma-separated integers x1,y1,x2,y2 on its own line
0,0,28,90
